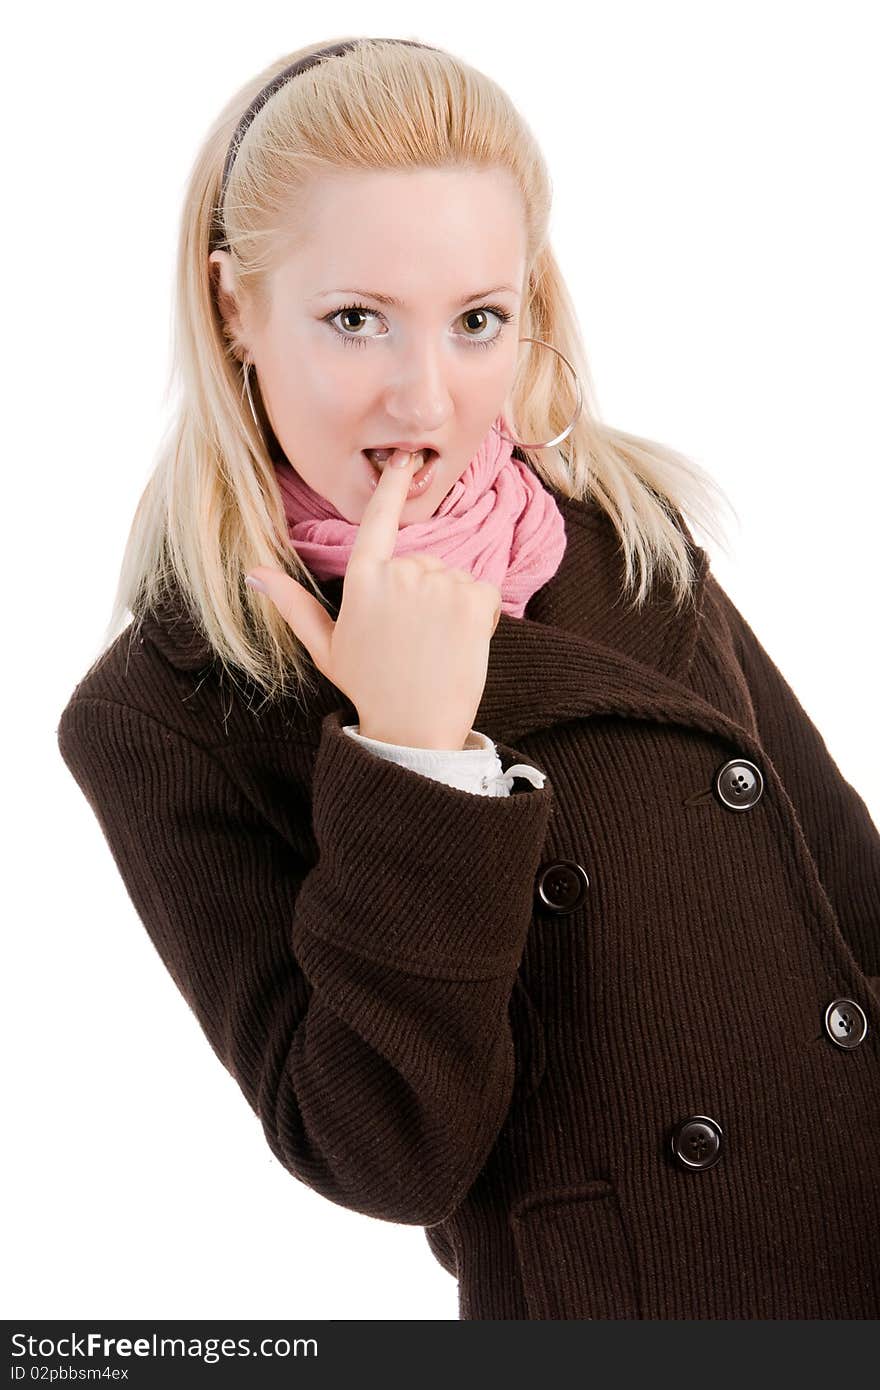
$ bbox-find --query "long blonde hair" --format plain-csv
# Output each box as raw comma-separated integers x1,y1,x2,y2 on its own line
108,33,737,711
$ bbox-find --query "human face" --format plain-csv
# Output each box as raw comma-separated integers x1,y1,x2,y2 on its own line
213,167,527,522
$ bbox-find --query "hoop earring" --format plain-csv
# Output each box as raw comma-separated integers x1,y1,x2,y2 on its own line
491,337,583,450
242,360,261,436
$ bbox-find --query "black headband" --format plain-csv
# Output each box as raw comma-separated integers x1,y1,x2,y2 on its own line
212,37,440,252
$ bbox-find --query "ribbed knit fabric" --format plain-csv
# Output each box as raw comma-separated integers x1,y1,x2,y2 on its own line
56,490,880,1319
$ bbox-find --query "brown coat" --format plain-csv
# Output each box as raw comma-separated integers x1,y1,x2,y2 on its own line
56,489,880,1319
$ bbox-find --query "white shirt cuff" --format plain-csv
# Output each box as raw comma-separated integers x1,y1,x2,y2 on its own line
341,725,546,797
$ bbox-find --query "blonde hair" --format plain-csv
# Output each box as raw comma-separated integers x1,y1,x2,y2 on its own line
108,33,737,711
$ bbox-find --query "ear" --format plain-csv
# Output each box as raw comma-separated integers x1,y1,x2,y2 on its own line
208,250,251,360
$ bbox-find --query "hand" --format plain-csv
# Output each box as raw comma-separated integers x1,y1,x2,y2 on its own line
246,451,502,749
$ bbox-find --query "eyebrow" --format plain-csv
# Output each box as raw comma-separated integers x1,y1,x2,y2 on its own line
310,284,520,307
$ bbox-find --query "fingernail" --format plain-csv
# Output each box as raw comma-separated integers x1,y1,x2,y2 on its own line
245,574,268,594
390,449,415,468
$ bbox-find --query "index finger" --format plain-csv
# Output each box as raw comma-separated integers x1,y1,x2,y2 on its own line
348,450,421,568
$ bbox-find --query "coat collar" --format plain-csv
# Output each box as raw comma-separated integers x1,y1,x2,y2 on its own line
138,491,762,760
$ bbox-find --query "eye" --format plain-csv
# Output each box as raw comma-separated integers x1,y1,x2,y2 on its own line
322,302,514,351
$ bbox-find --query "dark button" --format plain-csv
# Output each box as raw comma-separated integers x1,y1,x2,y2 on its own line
714,757,764,811
535,860,590,914
669,1115,723,1170
824,998,869,1049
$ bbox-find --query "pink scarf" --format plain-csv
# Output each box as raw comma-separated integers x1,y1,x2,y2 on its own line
272,415,567,618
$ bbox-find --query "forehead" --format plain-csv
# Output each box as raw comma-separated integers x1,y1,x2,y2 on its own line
276,167,528,297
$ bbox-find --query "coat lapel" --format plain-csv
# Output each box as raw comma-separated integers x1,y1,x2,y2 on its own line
138,490,765,765
474,495,767,764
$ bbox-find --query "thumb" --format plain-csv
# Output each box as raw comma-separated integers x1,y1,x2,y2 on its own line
245,568,335,674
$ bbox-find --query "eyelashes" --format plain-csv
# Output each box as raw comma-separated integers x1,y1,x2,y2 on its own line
322,301,514,351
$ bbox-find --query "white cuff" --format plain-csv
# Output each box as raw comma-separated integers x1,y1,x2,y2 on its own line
342,725,546,797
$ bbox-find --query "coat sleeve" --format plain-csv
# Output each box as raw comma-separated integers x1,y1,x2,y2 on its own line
709,577,880,991
56,697,553,1226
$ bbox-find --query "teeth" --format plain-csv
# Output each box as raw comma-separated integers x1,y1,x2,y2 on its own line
366,448,428,467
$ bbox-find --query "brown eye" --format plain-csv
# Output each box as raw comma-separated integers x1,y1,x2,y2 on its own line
340,308,368,332
463,309,490,334
459,304,514,347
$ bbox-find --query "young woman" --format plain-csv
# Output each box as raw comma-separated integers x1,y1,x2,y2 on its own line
57,35,880,1319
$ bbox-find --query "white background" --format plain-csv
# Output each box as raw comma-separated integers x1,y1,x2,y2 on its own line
5,0,878,1323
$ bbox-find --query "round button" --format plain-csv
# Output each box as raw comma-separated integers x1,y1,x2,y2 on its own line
535,860,590,914
669,1115,723,1170
824,998,869,1049
714,758,764,811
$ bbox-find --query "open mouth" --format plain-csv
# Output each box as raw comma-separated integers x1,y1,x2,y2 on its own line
363,446,438,468
361,447,440,494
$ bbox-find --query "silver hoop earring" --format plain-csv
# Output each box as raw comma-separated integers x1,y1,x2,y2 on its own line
491,337,584,450
242,360,262,436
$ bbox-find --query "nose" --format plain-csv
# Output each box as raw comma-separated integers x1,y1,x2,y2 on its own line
383,336,453,428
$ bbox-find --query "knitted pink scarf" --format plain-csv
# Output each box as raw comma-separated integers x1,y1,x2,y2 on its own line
272,415,567,618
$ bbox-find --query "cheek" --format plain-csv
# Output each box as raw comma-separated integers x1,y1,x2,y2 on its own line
258,345,371,432
298,350,362,404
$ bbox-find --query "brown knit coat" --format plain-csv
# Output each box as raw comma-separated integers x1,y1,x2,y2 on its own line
56,490,880,1319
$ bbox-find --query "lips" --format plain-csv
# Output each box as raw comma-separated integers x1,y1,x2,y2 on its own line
363,446,438,468
361,447,440,495
365,445,438,455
